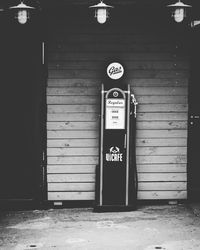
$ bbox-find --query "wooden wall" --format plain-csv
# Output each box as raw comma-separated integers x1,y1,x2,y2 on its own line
46,9,189,201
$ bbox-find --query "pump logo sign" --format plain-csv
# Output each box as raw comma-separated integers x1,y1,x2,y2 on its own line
107,62,124,80
106,146,123,162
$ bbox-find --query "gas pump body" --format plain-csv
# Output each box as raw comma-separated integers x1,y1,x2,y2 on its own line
94,62,137,212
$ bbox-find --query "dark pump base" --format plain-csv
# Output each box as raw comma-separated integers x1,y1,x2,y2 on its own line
94,204,137,213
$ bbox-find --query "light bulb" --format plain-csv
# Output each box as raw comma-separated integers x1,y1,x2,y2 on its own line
174,8,184,23
96,8,107,24
17,9,28,24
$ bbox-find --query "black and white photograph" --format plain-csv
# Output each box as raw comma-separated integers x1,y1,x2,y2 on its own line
0,0,200,249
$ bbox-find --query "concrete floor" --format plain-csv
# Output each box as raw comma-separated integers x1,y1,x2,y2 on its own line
0,204,200,250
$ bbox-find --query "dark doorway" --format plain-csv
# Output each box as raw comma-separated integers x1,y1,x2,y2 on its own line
0,14,46,207
188,26,200,201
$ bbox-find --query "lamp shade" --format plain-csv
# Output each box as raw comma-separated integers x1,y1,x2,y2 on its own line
167,0,192,23
89,1,114,24
9,2,35,24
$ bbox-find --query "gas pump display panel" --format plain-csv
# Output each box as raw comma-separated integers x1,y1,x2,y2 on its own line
105,93,125,130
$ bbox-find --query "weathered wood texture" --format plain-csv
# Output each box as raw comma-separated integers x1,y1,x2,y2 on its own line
47,16,189,201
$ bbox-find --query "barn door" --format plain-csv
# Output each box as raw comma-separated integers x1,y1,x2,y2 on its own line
0,18,45,205
188,26,200,201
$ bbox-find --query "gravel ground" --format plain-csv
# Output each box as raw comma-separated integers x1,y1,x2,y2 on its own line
0,203,200,250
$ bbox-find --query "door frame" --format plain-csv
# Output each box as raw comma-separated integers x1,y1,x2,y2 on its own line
187,25,200,202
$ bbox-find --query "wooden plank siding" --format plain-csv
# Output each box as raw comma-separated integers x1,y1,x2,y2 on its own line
47,16,189,201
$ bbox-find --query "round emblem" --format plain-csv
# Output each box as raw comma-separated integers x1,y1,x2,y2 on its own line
113,91,119,97
107,62,124,80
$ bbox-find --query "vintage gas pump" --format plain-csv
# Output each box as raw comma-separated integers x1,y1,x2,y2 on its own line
94,62,138,212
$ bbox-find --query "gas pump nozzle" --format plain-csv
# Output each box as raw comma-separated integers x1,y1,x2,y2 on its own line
131,94,138,118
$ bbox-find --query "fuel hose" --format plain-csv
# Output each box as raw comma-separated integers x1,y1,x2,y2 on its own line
129,94,138,203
